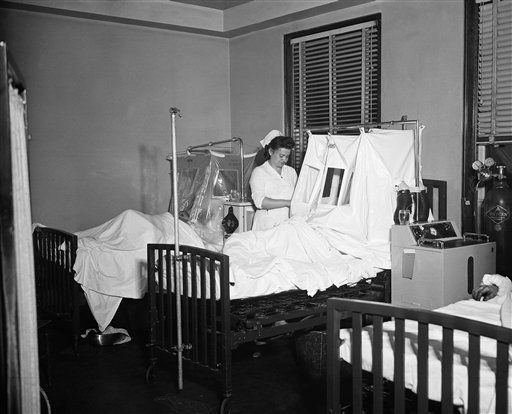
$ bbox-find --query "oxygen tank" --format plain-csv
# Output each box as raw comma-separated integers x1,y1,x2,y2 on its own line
481,165,512,277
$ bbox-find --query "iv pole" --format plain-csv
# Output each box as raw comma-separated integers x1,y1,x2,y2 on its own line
169,107,184,390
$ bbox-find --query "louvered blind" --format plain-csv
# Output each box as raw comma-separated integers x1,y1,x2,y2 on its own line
477,0,512,143
289,19,380,168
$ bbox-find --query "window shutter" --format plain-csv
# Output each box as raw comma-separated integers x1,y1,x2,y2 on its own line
289,19,381,168
477,0,512,143
332,25,380,129
291,36,331,167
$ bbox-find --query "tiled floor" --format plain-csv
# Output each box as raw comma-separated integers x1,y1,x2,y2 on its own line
41,299,326,414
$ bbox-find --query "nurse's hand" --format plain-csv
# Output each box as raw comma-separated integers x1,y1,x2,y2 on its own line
472,284,499,301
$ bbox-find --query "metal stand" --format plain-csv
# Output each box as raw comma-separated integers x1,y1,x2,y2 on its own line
335,117,422,188
169,107,184,390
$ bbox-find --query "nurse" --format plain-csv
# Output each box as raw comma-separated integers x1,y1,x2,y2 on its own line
250,130,297,231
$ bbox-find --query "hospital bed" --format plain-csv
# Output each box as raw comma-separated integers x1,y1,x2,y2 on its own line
326,297,512,414
144,178,447,413
32,209,205,351
146,245,390,413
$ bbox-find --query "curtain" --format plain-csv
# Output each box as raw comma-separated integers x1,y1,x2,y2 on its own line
9,84,40,413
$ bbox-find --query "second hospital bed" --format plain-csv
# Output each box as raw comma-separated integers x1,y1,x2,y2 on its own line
326,297,512,414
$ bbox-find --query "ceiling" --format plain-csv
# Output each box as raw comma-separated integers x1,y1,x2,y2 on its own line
170,0,254,10
1,0,374,38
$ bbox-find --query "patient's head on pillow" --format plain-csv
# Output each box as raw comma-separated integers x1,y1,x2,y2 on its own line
263,135,295,160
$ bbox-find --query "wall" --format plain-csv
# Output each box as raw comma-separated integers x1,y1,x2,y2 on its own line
1,0,465,230
229,0,464,225
0,9,231,232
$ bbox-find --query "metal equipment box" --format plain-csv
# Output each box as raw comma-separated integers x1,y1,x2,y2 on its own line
391,221,496,309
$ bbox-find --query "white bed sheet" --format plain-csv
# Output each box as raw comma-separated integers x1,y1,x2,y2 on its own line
339,299,512,413
73,209,205,331
74,209,376,331
225,216,379,299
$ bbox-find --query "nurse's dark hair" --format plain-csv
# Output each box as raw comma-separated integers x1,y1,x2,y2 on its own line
263,136,295,159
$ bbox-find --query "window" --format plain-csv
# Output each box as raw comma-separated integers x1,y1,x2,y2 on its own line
462,0,512,233
476,0,512,143
322,168,344,204
285,15,381,169
321,167,353,206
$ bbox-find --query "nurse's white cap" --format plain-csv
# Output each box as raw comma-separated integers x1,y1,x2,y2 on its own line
259,129,282,148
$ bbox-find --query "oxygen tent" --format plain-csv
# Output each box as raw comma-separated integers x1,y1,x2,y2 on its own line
291,128,418,268
170,145,257,251
223,126,421,296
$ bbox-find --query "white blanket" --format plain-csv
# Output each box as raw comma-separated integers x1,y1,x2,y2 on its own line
74,209,378,331
74,209,205,331
339,299,512,413
225,216,379,299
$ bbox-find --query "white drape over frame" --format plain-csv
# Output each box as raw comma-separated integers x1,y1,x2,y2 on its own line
290,128,417,268
223,128,420,297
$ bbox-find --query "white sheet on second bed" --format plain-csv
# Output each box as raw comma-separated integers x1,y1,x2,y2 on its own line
338,299,512,413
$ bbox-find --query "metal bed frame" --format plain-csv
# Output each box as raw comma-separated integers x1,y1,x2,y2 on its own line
326,298,512,414
145,244,391,413
32,226,81,354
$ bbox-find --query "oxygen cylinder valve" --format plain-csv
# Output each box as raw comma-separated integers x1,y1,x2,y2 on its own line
472,157,496,186
495,165,507,180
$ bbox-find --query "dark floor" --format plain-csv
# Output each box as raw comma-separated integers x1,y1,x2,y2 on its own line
40,299,327,414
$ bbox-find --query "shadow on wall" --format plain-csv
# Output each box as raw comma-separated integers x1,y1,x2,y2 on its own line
139,145,162,214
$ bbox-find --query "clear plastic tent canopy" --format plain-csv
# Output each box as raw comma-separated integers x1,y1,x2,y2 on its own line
169,146,258,250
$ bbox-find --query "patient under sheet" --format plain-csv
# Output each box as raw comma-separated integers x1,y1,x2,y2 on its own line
225,216,379,298
74,209,204,332
225,128,417,294
339,295,512,413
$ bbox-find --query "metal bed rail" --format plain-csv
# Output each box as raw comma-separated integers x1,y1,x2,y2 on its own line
326,298,512,414
33,226,80,353
147,243,233,405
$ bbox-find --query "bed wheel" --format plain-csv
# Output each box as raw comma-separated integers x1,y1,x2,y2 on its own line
220,397,231,414
145,364,156,385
